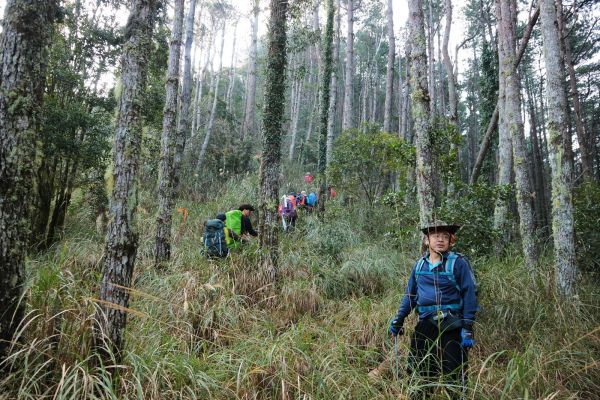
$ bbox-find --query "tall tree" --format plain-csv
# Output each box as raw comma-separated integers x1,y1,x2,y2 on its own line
318,0,336,213
469,5,539,185
155,0,185,264
0,0,60,366
408,0,434,227
427,0,436,115
383,0,395,133
242,0,260,140
556,0,593,182
341,0,355,131
226,20,239,113
326,0,342,165
258,0,289,281
497,0,537,264
442,0,457,127
94,0,158,361
197,25,226,170
539,0,577,295
176,0,197,177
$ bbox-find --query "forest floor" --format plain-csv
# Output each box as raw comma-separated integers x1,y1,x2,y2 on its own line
2,175,600,399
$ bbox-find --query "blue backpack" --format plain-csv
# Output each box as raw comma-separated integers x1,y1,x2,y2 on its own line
204,219,228,257
307,192,317,206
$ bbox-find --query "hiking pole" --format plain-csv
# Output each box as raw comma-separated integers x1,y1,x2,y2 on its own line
460,349,466,400
394,335,399,381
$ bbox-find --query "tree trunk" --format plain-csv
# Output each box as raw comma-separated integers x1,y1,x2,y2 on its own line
326,0,342,166
0,0,59,365
442,0,457,126
498,0,538,265
94,0,158,362
539,0,577,296
226,21,238,114
556,0,593,182
427,0,435,115
408,0,434,227
383,0,395,133
470,4,540,185
154,0,185,264
197,26,226,170
242,0,260,140
258,0,289,282
318,0,335,215
493,0,512,248
400,42,411,141
442,0,458,197
525,77,550,236
341,0,355,131
175,0,197,185
192,24,214,138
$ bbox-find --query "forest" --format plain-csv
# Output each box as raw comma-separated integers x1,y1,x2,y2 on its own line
0,0,599,398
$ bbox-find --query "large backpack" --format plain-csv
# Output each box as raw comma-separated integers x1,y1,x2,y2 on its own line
307,192,317,206
225,209,243,249
204,219,228,257
225,210,243,235
282,196,296,217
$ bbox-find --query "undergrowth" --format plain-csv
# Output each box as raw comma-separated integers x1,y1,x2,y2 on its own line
1,176,598,399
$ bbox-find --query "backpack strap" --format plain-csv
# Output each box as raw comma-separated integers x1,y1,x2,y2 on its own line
416,252,463,313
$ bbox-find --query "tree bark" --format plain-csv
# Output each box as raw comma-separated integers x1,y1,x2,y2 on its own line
408,0,435,227
556,0,593,182
469,4,540,185
427,0,436,115
258,0,289,282
442,0,457,126
540,0,577,296
493,0,512,248
154,0,185,264
242,0,260,140
383,0,395,133
175,0,197,182
498,0,538,265
226,21,238,114
94,0,157,362
326,0,342,166
341,0,355,131
318,0,335,215
0,0,59,366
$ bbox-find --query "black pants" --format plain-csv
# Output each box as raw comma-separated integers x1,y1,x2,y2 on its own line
407,319,467,398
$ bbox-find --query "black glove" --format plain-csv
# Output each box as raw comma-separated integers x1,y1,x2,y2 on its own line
389,318,404,336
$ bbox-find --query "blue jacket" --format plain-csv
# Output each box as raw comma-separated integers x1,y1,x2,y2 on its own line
394,251,479,325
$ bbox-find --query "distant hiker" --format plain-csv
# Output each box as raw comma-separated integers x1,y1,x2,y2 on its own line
327,185,337,200
306,191,318,212
238,204,258,237
387,220,478,398
280,193,297,231
203,215,229,258
297,190,307,210
304,172,314,184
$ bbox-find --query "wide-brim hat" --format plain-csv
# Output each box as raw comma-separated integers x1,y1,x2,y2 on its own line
420,220,461,235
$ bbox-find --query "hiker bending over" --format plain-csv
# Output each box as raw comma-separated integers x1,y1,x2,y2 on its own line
389,220,479,398
238,204,258,237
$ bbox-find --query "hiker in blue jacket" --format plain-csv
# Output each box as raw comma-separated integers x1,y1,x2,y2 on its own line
389,220,479,398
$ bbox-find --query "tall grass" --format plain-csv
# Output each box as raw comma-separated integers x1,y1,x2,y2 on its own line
1,176,598,399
